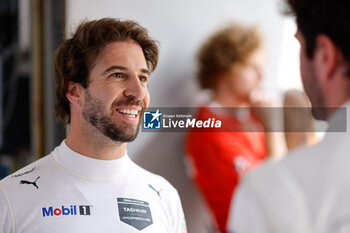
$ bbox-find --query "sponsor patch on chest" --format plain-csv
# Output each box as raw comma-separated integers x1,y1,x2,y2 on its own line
117,198,153,231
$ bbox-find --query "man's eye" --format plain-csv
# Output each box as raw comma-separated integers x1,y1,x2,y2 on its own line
139,76,148,83
111,73,125,78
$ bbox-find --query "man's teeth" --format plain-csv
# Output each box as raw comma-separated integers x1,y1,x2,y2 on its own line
118,109,138,116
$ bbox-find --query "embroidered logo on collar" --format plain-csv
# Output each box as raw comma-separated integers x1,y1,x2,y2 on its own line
12,166,36,178
20,176,40,189
148,184,163,199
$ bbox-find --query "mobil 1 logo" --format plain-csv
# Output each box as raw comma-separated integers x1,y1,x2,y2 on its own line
42,205,91,217
117,198,153,230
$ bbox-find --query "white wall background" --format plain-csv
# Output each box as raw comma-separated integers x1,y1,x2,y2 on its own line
66,1,299,232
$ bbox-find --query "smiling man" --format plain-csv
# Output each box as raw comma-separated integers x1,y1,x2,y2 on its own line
0,18,187,233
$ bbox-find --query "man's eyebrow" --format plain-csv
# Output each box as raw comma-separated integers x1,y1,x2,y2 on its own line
101,66,150,75
102,66,127,75
141,68,150,75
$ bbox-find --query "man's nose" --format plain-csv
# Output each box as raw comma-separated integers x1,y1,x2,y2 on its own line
123,74,147,100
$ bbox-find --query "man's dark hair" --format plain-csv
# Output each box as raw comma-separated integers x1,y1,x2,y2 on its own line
285,0,350,76
54,18,159,124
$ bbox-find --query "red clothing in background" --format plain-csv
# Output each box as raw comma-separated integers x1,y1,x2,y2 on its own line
185,107,266,233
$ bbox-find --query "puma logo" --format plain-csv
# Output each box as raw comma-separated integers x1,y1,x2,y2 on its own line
148,184,163,198
20,176,40,189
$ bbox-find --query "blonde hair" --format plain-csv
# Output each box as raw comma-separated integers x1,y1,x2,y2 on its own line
197,22,263,90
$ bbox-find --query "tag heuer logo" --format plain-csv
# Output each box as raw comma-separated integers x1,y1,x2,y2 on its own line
143,109,161,129
117,198,153,230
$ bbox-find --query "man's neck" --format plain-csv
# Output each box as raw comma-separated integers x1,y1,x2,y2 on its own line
65,123,127,160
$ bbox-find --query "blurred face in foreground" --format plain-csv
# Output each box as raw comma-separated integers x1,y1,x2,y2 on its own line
295,30,327,120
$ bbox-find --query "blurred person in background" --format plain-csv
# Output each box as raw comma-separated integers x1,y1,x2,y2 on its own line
0,18,187,233
185,22,285,233
228,0,350,232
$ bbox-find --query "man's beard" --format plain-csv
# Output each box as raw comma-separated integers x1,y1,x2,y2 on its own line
82,91,143,142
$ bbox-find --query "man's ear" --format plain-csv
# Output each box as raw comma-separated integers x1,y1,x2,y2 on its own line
66,81,84,107
313,34,340,83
